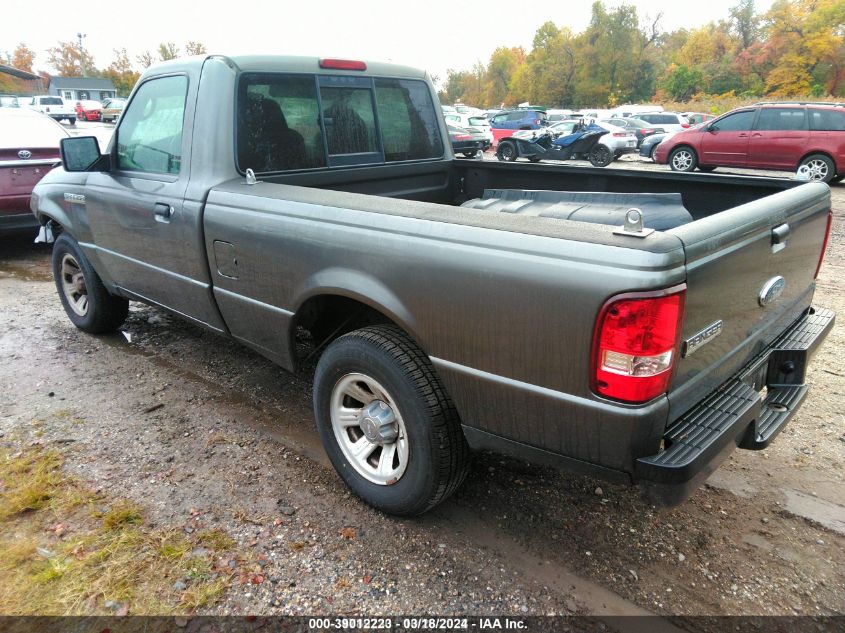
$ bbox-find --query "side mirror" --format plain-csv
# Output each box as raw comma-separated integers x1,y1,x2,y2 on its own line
60,136,107,172
707,124,718,133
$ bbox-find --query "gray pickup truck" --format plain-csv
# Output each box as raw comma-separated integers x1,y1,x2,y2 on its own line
32,55,834,515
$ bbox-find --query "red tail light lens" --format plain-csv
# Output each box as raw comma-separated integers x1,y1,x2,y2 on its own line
318,58,367,71
592,287,686,403
681,123,690,128
814,209,833,279
642,129,654,134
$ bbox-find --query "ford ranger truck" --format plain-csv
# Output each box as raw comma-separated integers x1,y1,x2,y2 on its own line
31,55,834,515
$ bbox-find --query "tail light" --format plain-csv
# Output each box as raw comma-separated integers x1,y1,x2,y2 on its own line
642,129,654,135
814,209,833,279
454,134,472,141
681,123,690,128
613,132,627,137
592,286,686,403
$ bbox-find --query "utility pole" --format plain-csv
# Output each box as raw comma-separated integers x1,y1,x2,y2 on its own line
77,32,87,77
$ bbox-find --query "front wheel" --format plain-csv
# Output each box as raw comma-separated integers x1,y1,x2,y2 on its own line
313,325,470,516
669,146,697,172
588,144,613,167
51,233,128,333
497,140,517,162
799,154,835,183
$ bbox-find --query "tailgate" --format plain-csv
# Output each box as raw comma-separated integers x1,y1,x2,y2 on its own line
666,182,831,421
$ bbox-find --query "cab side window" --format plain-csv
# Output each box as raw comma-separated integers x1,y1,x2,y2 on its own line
117,75,188,175
374,78,443,162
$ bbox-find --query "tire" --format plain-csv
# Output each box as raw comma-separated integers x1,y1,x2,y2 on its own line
68,117,77,125
497,141,517,162
668,146,697,172
461,151,478,159
799,154,835,183
831,174,843,184
313,325,470,516
649,145,659,161
51,233,128,334
698,165,716,172
588,144,613,167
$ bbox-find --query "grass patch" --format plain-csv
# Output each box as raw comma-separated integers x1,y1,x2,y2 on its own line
0,446,242,615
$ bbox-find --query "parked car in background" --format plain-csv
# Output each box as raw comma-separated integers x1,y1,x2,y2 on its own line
0,95,20,108
0,107,66,232
447,123,491,158
444,113,493,143
488,108,548,143
600,117,665,147
24,95,76,124
639,132,670,160
100,98,127,123
75,100,103,122
632,112,690,132
683,112,716,125
654,102,845,182
441,105,457,115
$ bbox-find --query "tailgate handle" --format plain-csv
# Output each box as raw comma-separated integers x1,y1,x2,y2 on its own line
772,223,790,245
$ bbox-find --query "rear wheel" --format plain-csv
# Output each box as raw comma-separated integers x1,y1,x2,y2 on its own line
313,325,470,516
668,146,697,172
497,141,517,162
799,154,835,183
51,233,128,334
588,144,613,167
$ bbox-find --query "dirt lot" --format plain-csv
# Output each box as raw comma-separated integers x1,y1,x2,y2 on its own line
0,158,843,624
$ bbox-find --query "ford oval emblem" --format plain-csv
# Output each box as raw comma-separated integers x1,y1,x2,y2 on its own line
18,150,32,159
758,276,786,307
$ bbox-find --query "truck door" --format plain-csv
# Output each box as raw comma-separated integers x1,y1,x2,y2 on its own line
748,107,808,170
85,72,225,331
700,109,755,166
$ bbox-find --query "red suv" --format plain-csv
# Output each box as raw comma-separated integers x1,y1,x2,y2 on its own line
654,102,845,183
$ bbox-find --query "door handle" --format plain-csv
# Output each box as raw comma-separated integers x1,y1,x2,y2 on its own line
154,202,173,222
738,133,748,138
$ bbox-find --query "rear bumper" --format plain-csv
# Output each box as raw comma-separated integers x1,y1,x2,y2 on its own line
636,306,835,506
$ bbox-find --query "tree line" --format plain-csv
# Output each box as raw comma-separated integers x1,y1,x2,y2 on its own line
0,41,208,97
438,0,845,109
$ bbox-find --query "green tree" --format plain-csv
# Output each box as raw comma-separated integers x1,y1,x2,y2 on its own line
185,41,207,56
157,42,179,61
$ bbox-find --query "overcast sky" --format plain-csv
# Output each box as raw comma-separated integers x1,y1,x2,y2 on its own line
6,0,775,86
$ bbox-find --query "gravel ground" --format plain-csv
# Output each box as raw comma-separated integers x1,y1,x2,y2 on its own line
0,154,843,624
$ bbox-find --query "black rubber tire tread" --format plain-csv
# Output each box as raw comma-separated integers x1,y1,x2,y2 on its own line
314,325,470,516
831,174,843,184
588,144,613,167
51,233,128,334
497,141,517,162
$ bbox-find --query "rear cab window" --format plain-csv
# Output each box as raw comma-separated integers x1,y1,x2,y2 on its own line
236,73,443,173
